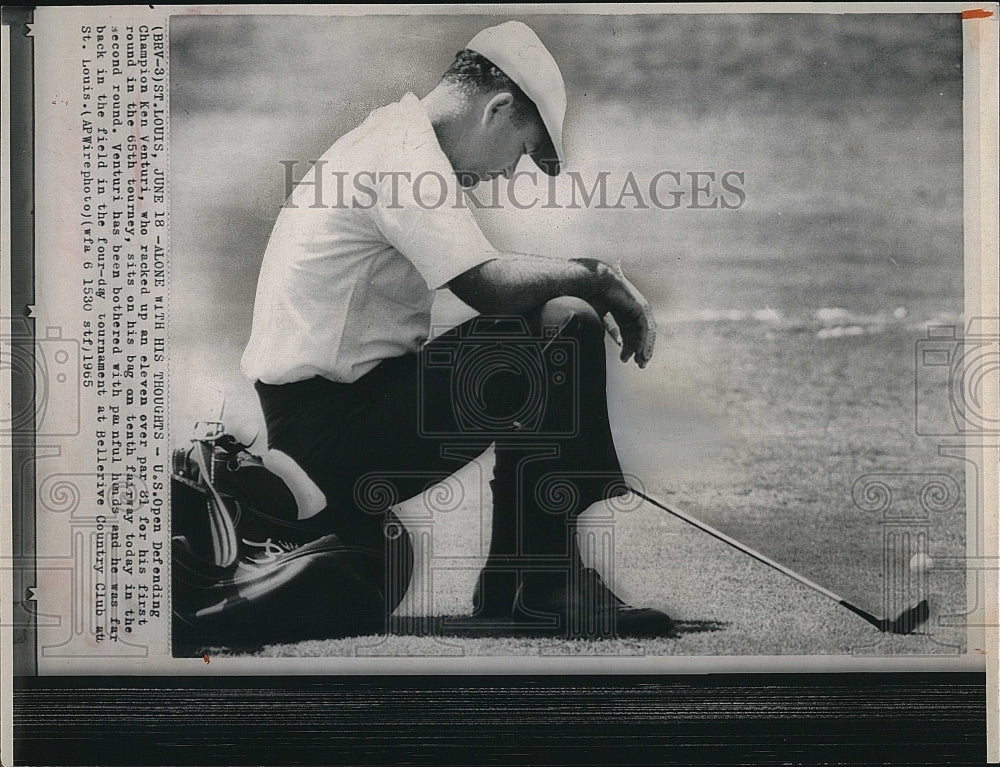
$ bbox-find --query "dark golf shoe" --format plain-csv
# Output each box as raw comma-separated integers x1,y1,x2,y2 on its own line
173,532,387,646
515,567,674,639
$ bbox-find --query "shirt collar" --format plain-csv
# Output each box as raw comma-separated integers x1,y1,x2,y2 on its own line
399,92,438,156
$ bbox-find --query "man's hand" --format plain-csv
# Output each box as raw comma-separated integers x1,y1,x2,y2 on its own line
574,259,656,368
448,253,657,368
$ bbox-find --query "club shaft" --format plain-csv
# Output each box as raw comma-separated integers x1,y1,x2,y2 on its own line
838,599,883,629
629,487,847,605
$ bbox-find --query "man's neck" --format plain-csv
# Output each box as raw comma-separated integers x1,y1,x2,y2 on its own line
421,84,475,170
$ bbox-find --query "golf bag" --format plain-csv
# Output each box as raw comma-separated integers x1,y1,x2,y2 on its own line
171,421,414,648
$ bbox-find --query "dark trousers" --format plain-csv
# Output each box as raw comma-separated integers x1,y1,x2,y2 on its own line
254,297,626,596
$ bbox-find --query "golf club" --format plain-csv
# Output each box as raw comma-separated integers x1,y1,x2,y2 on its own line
628,487,930,635
604,326,929,635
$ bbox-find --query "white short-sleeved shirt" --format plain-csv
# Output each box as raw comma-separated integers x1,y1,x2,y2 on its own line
241,93,498,385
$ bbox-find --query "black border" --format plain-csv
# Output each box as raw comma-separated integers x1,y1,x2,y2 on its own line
4,3,37,675
3,6,991,766
13,673,988,765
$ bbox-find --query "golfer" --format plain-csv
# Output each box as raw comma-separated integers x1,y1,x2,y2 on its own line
238,21,672,637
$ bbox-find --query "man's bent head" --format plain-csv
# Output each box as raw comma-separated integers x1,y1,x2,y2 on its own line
423,22,566,186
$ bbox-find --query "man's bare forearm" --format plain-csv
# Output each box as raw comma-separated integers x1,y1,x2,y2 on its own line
448,253,610,315
449,252,657,368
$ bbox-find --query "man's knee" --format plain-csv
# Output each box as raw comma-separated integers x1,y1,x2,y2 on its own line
537,296,603,339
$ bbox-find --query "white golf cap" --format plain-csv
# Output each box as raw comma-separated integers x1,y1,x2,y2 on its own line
466,21,566,176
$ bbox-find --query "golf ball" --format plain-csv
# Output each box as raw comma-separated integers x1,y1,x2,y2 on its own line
909,553,934,572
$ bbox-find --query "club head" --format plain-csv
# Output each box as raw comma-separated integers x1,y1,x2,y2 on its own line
882,599,930,635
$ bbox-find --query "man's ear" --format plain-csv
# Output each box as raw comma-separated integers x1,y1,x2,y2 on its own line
481,92,515,126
